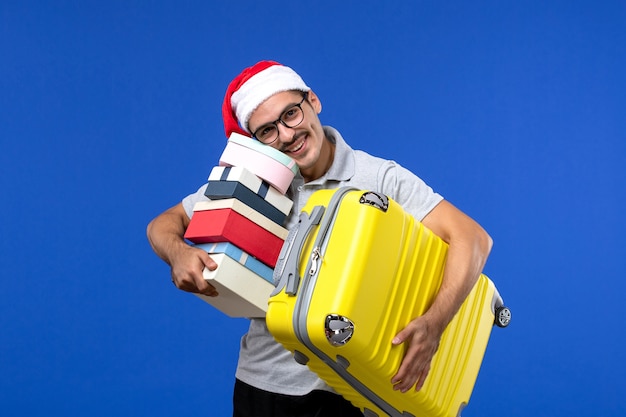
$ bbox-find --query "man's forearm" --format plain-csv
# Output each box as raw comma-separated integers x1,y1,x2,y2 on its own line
423,228,492,335
146,204,190,266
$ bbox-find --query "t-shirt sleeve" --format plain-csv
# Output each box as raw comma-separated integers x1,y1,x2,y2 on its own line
377,161,444,221
181,183,209,219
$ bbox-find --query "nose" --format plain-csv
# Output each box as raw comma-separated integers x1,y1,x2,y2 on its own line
274,122,296,146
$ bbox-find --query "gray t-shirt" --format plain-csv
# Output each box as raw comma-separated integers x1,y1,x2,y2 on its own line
182,126,443,395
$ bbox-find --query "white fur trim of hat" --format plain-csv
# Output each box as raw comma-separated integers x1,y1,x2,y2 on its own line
231,64,310,133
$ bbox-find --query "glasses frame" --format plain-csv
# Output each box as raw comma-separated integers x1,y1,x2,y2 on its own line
251,92,309,145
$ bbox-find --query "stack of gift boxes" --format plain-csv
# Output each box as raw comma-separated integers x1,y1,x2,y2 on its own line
183,133,297,318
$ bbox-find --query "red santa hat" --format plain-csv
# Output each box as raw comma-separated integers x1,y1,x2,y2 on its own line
222,60,310,138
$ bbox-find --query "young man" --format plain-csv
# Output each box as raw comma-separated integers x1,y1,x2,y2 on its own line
146,61,493,417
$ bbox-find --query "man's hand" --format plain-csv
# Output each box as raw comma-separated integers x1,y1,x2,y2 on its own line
146,202,219,297
390,315,442,392
388,199,493,393
169,244,219,297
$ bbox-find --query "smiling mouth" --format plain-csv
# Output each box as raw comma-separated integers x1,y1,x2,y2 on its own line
283,134,306,154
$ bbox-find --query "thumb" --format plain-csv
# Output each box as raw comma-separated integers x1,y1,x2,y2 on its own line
199,250,218,271
392,327,412,346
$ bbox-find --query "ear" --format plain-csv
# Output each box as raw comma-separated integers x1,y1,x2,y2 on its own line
307,90,322,114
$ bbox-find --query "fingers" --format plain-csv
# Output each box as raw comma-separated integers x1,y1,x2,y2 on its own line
195,251,219,295
199,249,218,271
391,358,431,392
392,326,411,346
172,271,218,297
170,247,219,296
196,280,219,297
390,319,439,392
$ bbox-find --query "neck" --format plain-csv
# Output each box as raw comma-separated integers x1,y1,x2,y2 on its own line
301,136,335,183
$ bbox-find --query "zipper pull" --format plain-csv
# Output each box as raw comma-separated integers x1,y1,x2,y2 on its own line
309,247,322,276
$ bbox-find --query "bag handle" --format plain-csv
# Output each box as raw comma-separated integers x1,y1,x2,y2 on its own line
271,205,325,297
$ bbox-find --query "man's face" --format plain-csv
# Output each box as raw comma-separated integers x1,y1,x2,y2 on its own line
247,90,330,182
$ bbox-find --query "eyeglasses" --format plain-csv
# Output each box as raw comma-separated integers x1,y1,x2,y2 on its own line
251,93,308,144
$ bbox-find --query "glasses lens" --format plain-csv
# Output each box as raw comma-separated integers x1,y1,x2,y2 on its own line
253,96,306,144
255,124,278,143
281,105,304,128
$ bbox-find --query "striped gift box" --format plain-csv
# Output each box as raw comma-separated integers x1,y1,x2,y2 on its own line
194,242,273,284
205,166,293,224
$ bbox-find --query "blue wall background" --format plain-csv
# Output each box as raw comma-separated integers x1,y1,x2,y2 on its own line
2,1,625,416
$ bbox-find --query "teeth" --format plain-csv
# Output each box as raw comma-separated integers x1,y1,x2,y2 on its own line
289,138,305,153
